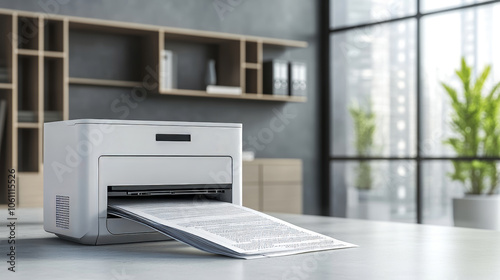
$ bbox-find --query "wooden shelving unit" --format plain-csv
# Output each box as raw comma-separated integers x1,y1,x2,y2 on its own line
0,11,69,207
0,8,307,207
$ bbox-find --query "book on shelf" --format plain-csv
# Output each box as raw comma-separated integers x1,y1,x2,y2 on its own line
206,85,242,95
160,50,177,91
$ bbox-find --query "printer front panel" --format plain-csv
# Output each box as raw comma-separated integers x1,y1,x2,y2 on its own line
89,123,242,204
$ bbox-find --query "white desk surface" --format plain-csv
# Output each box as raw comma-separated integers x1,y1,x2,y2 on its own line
1,208,500,280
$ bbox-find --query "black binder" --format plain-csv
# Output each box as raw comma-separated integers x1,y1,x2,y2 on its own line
289,61,307,97
263,60,289,96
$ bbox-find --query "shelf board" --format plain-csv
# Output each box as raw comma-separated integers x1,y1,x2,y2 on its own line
44,51,65,58
69,77,143,88
0,83,12,89
160,89,306,102
258,94,307,102
18,171,42,176
249,37,308,48
0,8,307,48
243,63,260,69
16,49,40,56
17,122,40,129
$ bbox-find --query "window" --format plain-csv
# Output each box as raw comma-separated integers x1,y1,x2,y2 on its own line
326,0,500,225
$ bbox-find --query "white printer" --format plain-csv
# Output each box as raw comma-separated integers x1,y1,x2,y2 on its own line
43,119,242,245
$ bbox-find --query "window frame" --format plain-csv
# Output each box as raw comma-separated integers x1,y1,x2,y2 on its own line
321,0,500,222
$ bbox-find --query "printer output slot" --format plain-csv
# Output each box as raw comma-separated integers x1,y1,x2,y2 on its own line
106,184,233,220
106,194,225,219
107,184,231,197
126,189,227,196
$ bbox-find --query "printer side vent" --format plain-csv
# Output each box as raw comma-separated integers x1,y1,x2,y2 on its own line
55,195,70,229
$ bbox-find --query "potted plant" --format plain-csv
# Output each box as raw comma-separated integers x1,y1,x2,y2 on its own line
349,102,376,190
347,102,388,219
442,58,500,230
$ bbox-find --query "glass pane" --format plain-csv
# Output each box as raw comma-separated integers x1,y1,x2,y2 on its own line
330,0,416,28
331,160,416,223
331,20,417,157
422,160,498,226
422,0,490,13
421,4,500,157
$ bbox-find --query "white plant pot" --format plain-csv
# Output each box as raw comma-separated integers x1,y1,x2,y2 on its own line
453,195,500,230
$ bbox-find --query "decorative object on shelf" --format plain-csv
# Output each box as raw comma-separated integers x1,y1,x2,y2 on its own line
205,59,217,86
206,85,242,95
160,50,177,91
289,61,307,97
442,57,500,230
242,151,255,161
263,60,288,96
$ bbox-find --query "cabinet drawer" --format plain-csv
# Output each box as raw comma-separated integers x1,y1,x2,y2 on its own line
262,183,302,214
262,164,302,183
242,164,260,183
242,183,260,211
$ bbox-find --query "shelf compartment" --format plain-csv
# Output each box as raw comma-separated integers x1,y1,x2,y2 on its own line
0,15,13,84
163,36,241,91
68,77,143,88
44,111,63,122
69,28,158,82
17,55,39,122
44,20,64,52
245,68,259,94
218,40,241,88
17,16,39,50
18,110,38,123
245,41,260,63
0,90,13,204
17,127,39,172
44,57,64,122
163,39,217,91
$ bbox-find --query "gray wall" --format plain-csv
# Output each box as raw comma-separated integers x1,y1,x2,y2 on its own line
1,0,322,214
